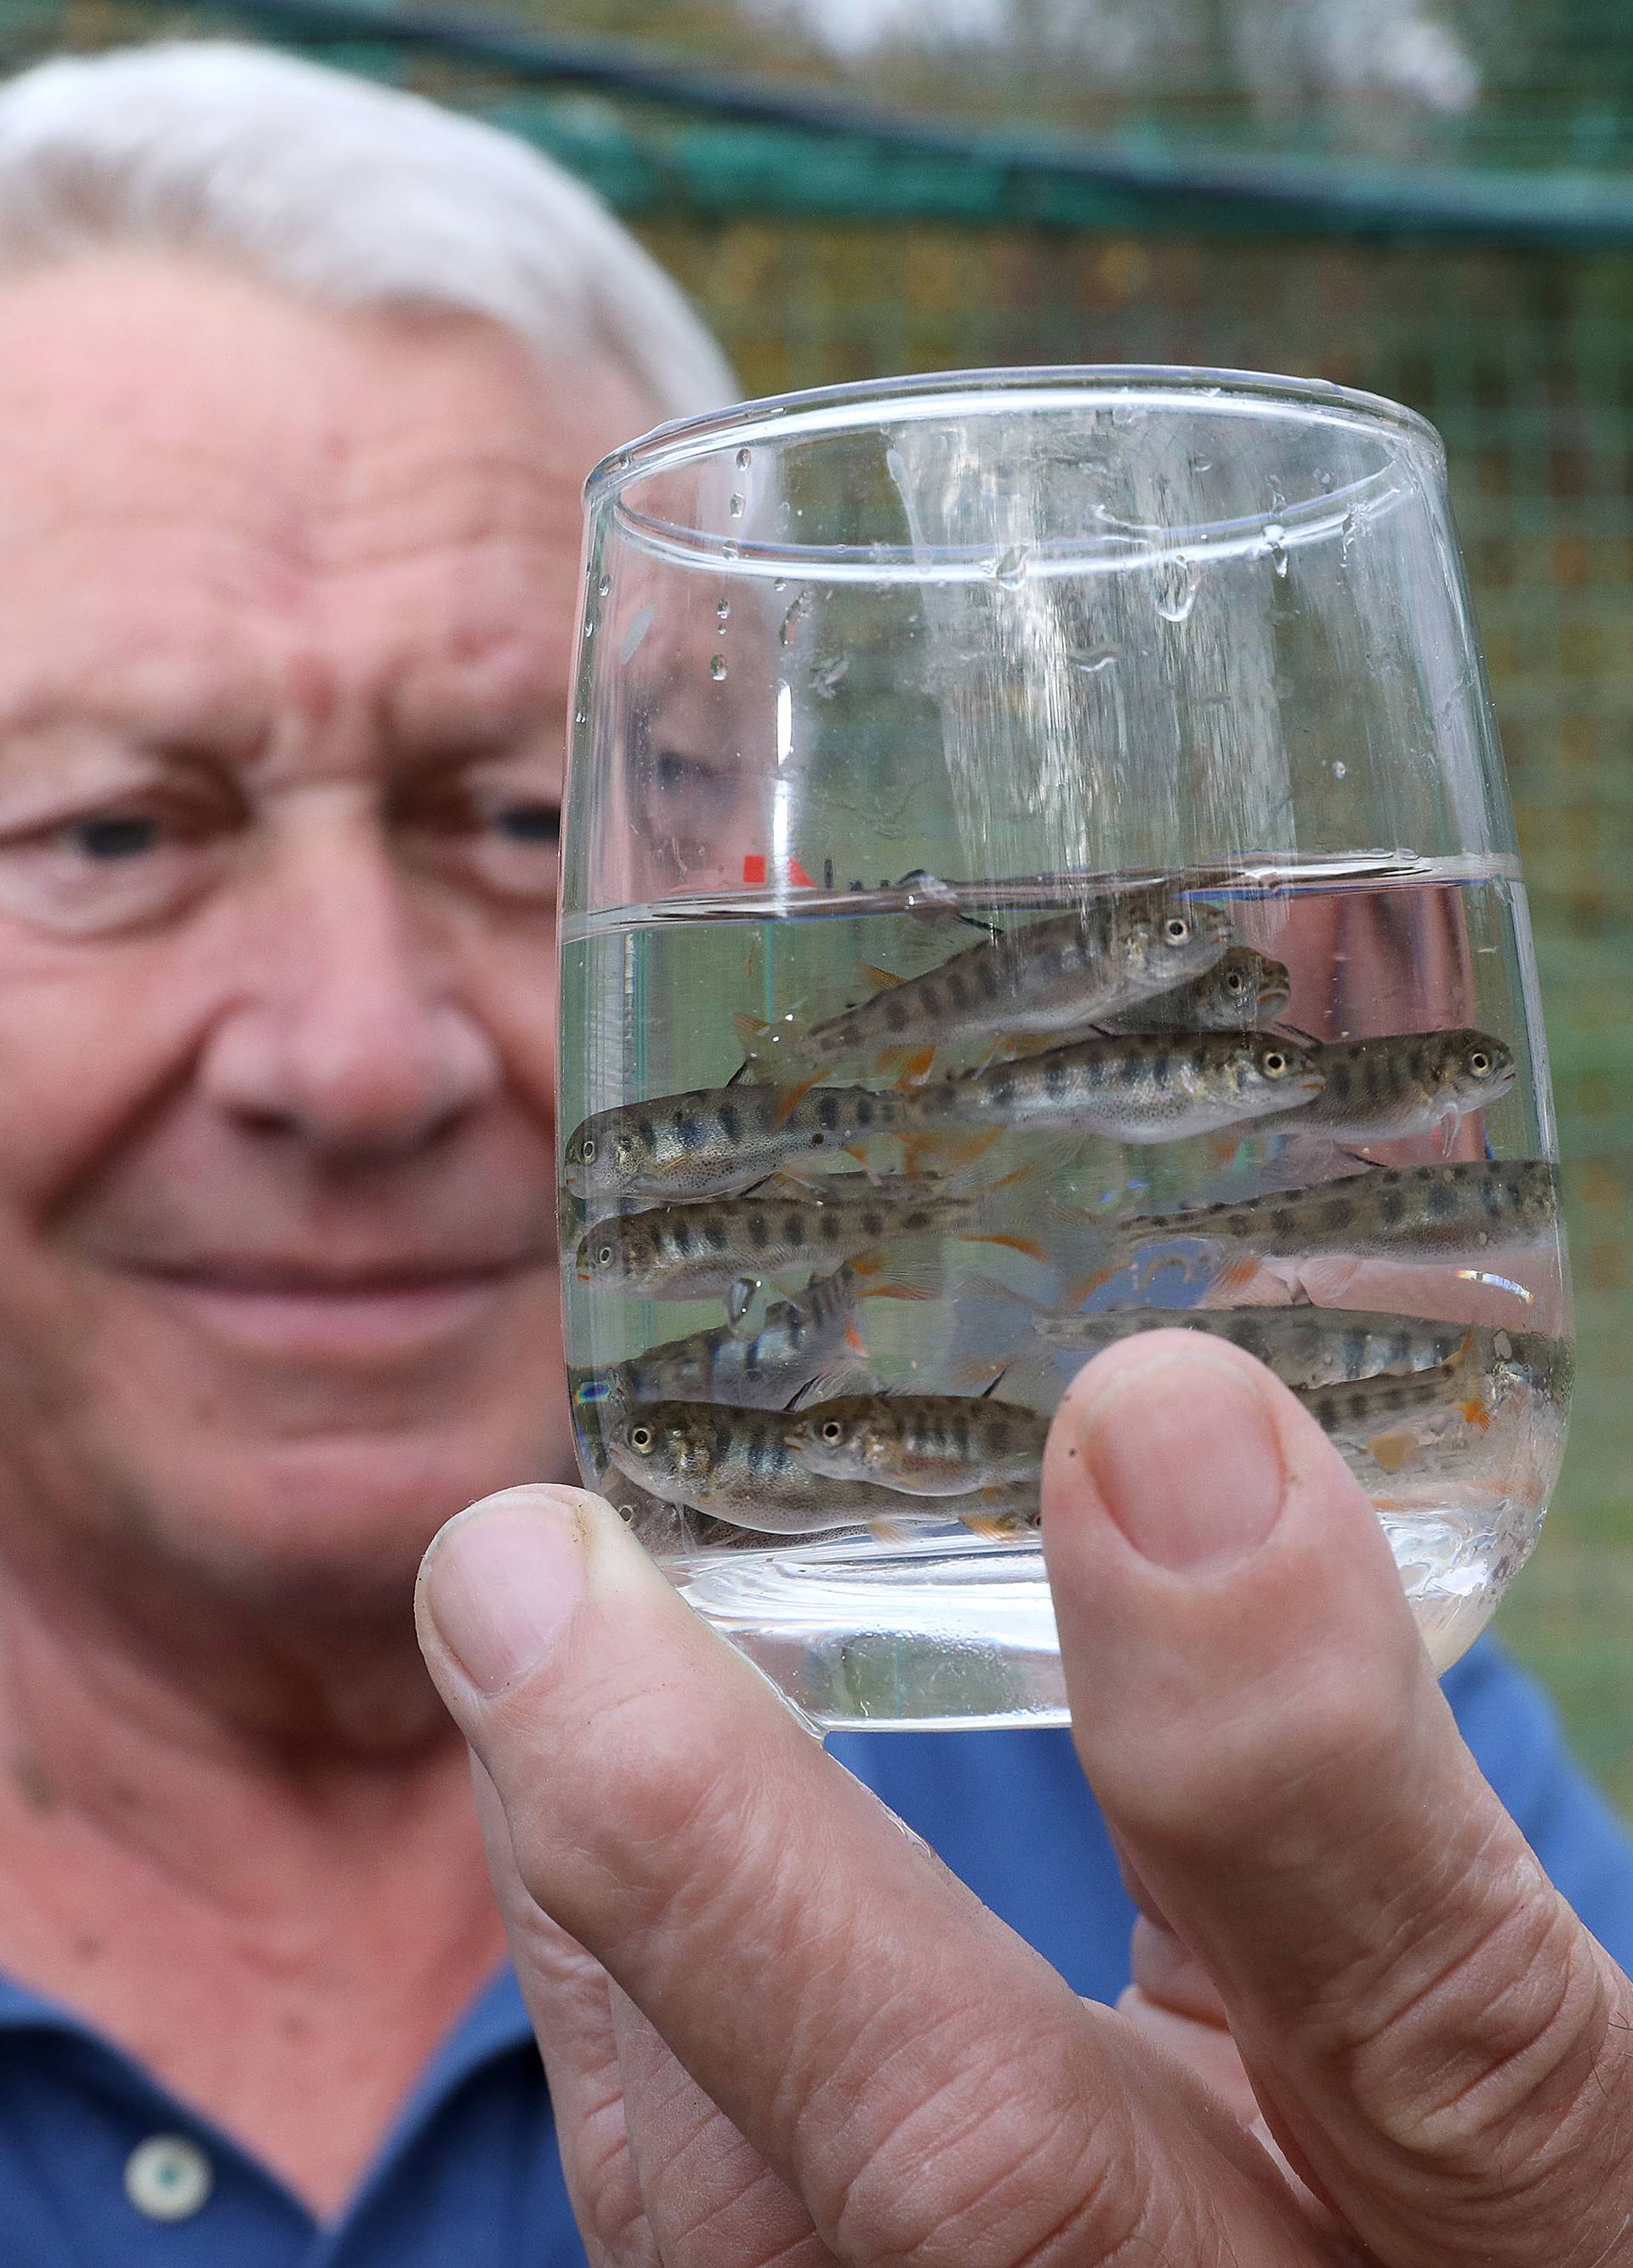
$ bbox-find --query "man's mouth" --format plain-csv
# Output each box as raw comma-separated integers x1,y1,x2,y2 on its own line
122,1253,555,1361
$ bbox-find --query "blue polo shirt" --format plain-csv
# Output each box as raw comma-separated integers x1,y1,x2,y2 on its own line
2,1639,1630,2265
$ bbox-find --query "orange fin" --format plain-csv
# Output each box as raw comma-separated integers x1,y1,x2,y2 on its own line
848,1248,941,1302
868,1514,929,1544
844,1321,869,1355
857,960,904,992
1209,1254,1261,1299
960,1509,1031,1541
1459,1395,1492,1430
902,1127,1001,1179
878,1044,936,1083
771,1077,820,1128
1366,1429,1419,1474
960,1231,1047,1259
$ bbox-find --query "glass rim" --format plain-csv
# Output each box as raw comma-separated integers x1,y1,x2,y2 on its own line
584,362,1445,507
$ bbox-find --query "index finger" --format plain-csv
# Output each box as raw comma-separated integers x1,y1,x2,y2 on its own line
417,1486,1338,2268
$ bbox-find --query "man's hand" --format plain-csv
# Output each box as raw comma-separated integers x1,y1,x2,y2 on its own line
415,1333,1633,2267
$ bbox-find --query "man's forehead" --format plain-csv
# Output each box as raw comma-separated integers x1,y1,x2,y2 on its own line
0,253,655,743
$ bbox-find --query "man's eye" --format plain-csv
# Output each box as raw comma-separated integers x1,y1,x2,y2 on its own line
491,802,560,844
68,814,163,861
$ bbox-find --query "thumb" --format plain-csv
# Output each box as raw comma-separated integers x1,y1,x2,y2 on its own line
1044,1332,1633,2268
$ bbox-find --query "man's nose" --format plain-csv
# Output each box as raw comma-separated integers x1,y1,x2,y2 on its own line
196,827,504,1157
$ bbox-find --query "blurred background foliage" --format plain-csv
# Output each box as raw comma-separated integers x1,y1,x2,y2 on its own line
9,0,1633,1796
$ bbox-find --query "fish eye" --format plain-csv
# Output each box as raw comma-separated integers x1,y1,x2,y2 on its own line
820,1419,845,1443
1262,1049,1289,1077
1164,916,1190,943
1226,968,1245,992
597,1244,614,1265
1470,1050,1492,1075
629,1424,654,1452
579,1136,596,1162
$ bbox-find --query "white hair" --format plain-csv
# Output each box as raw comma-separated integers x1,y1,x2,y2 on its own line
0,39,738,419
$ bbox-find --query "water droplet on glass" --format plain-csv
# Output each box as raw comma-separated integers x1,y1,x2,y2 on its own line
573,709,587,727
1340,509,1357,563
729,493,745,518
596,574,611,598
723,538,741,560
1332,759,1347,778
736,446,752,469
814,656,849,698
715,598,731,626
1264,521,1289,579
1317,467,1335,493
773,577,787,592
1070,645,1118,676
709,655,728,681
1150,553,1199,623
989,543,1029,587
583,617,595,638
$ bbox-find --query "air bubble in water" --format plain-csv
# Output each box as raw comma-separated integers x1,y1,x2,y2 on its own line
773,577,787,592
729,492,745,518
1333,759,1347,778
596,574,611,598
709,655,728,681
1264,521,1289,579
1151,553,1198,623
736,446,752,469
716,598,731,626
723,538,741,560
989,543,1029,587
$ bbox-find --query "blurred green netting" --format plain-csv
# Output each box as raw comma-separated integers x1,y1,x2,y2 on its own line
6,0,1633,1787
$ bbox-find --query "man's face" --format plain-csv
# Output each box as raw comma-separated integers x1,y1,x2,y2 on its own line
0,253,652,1611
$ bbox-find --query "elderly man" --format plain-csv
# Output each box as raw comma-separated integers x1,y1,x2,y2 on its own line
0,37,1627,2268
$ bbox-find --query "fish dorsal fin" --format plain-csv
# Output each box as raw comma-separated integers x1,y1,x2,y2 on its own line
857,960,905,992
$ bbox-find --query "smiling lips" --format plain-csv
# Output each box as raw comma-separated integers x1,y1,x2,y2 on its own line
126,1253,552,1361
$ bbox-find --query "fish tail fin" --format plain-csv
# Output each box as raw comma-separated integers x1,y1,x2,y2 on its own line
901,1126,1001,1179
770,1077,821,1129
959,1508,1033,1541
848,1248,941,1302
959,1230,1048,1260
877,1044,936,1083
868,1514,929,1545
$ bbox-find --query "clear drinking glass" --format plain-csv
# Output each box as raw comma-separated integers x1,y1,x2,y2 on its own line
559,367,1571,1731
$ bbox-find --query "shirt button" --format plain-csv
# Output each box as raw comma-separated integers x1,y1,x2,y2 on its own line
125,2134,213,2221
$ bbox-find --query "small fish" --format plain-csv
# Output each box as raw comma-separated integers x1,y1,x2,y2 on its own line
574,1259,907,1413
785,1391,1050,1497
1087,1158,1560,1299
1294,1340,1489,1472
1033,1303,1489,1390
563,1083,906,1208
1099,946,1290,1034
602,1478,845,1558
735,886,1234,1080
603,1396,948,1532
576,1176,1040,1306
1255,1028,1516,1147
900,1032,1322,1148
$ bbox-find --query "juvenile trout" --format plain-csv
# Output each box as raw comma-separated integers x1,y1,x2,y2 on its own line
603,1396,946,1532
1294,1344,1488,1471
901,1032,1323,1147
576,1177,1038,1305
737,886,1234,1077
578,1259,881,1412
563,1082,904,1208
785,1391,1049,1496
603,1478,855,1557
1100,946,1290,1035
1033,1303,1488,1390
1257,1028,1516,1145
1093,1158,1559,1295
